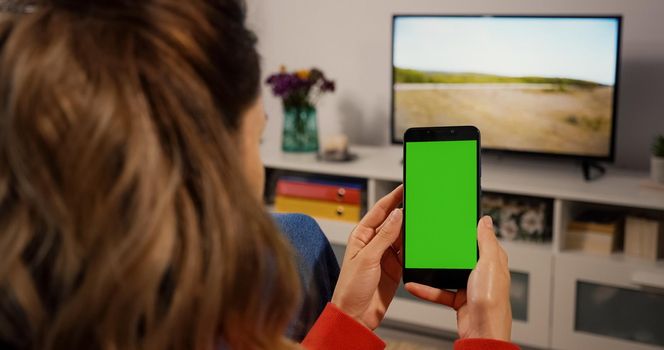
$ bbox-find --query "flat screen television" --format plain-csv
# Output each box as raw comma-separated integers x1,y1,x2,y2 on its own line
391,15,622,161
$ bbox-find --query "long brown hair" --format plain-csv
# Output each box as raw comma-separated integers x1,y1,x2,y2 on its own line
0,0,300,349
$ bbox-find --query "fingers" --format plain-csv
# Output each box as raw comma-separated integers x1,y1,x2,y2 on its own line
477,216,499,259
347,185,403,252
405,283,466,310
381,241,404,283
358,185,403,229
363,208,402,260
405,283,455,306
392,225,403,256
477,216,509,267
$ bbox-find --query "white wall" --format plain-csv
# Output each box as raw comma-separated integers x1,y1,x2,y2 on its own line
248,0,664,170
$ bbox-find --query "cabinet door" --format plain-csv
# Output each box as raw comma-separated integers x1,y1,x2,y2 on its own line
501,242,553,349
553,253,664,350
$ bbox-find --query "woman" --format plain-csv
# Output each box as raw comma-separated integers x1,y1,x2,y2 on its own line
0,0,516,349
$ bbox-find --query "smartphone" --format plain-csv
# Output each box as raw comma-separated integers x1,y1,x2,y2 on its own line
402,126,481,290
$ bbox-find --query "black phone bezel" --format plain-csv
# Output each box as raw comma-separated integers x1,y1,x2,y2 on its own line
402,125,481,290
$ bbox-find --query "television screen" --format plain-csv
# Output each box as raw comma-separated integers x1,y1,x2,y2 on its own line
391,15,621,159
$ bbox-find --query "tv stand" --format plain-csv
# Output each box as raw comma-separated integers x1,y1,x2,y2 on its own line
262,144,664,350
581,160,606,181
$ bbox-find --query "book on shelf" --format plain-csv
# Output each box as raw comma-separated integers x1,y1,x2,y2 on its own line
624,216,664,261
273,176,364,222
275,177,362,204
565,211,622,255
274,196,361,222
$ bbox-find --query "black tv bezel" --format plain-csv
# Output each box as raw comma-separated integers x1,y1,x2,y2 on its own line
389,14,623,163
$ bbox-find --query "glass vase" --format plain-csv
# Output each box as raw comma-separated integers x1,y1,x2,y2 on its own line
282,104,319,153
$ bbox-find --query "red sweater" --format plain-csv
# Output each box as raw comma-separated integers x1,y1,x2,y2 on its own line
302,303,520,350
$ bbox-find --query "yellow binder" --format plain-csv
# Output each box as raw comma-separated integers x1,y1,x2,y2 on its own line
274,196,361,222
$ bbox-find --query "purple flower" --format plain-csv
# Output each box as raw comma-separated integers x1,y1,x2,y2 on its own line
321,80,335,92
265,67,335,107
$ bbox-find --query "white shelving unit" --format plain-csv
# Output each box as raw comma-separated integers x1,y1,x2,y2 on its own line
262,145,664,350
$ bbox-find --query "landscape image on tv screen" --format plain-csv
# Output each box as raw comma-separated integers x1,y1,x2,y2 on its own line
392,16,620,157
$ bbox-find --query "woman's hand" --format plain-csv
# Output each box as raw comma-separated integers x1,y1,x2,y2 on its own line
405,216,512,341
331,185,404,330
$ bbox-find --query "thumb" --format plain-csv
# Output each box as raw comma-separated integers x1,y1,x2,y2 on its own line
477,216,499,258
364,208,402,259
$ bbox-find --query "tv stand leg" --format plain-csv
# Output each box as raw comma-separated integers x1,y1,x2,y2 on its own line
582,160,606,181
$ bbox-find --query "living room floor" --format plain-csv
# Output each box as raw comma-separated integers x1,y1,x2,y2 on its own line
376,323,454,349
376,323,539,350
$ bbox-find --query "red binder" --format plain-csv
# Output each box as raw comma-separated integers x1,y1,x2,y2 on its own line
276,179,361,204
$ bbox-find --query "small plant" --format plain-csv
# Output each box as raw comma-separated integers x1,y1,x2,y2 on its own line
653,135,664,158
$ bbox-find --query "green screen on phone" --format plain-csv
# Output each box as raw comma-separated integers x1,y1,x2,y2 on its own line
405,140,477,269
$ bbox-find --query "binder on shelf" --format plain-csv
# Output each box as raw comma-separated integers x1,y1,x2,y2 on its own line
274,196,361,222
565,212,622,256
273,176,364,223
276,178,361,204
624,216,664,261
